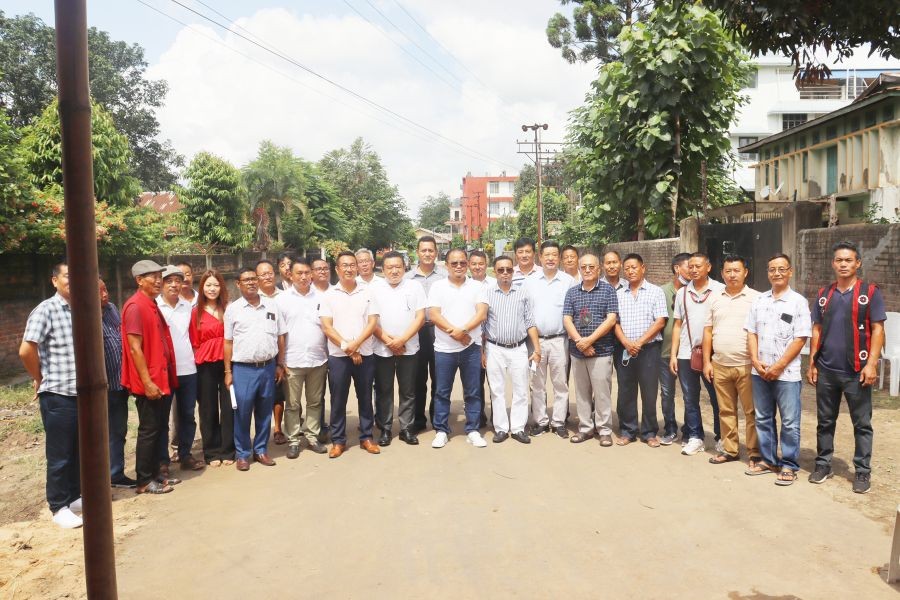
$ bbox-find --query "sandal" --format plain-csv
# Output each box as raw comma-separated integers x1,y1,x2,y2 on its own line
744,462,776,476
222,459,235,466
180,456,205,471
709,453,739,465
273,431,288,445
615,436,636,446
136,480,174,495
207,460,222,468
157,476,182,486
775,469,797,486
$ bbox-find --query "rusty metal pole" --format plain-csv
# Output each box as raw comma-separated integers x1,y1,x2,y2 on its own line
54,1,119,598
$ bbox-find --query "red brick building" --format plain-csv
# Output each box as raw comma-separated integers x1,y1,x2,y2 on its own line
451,172,518,242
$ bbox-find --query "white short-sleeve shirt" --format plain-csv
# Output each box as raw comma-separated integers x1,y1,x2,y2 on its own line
224,295,285,363
275,286,327,368
370,279,426,357
319,281,379,357
157,296,197,376
673,278,725,359
427,278,484,353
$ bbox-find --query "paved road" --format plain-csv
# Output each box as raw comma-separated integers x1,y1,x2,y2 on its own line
115,382,898,599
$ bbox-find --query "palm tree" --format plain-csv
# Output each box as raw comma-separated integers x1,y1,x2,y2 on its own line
242,140,307,248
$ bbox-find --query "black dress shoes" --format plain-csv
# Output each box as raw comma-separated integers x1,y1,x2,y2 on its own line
511,431,531,444
286,445,301,459
399,429,419,445
378,430,392,447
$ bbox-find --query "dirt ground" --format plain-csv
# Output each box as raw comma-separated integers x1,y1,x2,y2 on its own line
1,371,899,599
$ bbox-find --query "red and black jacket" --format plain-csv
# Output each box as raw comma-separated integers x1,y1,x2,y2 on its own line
811,279,877,373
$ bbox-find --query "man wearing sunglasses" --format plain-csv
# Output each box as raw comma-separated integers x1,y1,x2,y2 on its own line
427,249,488,449
479,255,541,444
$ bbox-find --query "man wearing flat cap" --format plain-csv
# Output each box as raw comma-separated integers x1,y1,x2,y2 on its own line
121,260,179,494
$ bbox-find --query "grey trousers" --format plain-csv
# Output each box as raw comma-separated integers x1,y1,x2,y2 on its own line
375,353,418,432
284,364,327,445
571,354,613,436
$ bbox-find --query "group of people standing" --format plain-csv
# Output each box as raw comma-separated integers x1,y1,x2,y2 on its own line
20,236,885,529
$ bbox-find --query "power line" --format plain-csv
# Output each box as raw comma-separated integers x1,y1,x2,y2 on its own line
160,0,516,169
341,0,460,92
132,0,492,163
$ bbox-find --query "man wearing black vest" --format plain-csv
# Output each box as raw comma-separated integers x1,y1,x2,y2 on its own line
808,241,885,494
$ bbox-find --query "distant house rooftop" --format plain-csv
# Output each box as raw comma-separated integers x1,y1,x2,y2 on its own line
139,191,181,213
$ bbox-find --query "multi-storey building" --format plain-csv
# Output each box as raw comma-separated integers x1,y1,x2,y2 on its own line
450,172,519,242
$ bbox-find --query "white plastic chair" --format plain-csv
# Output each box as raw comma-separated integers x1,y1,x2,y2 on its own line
880,312,900,397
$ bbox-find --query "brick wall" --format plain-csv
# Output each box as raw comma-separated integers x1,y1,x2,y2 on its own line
603,238,681,286
795,223,900,311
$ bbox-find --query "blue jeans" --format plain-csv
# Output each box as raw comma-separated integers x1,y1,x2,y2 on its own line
658,356,678,437
752,375,802,471
433,344,482,434
232,362,276,460
39,392,80,513
107,388,129,481
677,359,720,441
172,373,198,460
328,354,376,446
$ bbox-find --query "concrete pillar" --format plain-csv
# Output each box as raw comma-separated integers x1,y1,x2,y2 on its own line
782,201,823,286
679,217,700,253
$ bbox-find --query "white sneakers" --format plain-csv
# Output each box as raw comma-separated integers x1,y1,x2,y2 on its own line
432,432,448,448
52,506,83,529
466,431,487,448
68,497,82,513
682,438,705,456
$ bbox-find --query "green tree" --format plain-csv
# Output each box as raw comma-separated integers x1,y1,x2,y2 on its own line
417,192,452,231
318,137,414,250
181,152,251,250
243,140,307,248
567,3,748,241
0,105,33,251
514,160,571,209
19,98,142,207
546,0,653,64
0,11,182,189
701,0,900,80
515,189,570,241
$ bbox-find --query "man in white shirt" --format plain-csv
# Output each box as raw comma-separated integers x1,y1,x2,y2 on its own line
224,267,287,471
157,265,203,473
670,252,725,456
320,251,380,459
356,248,378,284
468,249,494,427
177,262,199,307
744,253,811,485
427,248,488,449
526,240,574,438
512,237,540,286
275,257,329,458
372,251,426,446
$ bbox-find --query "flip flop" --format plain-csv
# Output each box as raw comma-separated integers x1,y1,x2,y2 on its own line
207,460,222,468
774,469,798,486
709,453,739,464
744,463,776,476
136,481,174,495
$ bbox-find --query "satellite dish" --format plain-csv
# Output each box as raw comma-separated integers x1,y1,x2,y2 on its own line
774,182,784,197
760,185,770,199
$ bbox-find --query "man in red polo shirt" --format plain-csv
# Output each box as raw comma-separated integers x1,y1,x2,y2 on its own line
121,260,179,495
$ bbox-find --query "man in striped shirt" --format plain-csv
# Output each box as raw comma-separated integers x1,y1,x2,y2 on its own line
479,255,541,444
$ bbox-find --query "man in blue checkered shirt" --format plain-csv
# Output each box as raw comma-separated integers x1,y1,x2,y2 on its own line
100,278,135,488
19,263,83,529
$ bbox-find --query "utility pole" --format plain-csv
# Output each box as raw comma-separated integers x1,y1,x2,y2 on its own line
521,123,548,243
55,0,118,597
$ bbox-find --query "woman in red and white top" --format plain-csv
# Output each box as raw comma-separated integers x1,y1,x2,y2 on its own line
189,270,235,466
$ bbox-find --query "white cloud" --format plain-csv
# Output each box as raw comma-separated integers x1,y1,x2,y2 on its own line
147,3,596,218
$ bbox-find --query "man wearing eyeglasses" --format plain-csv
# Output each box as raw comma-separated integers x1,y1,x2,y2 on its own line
744,254,810,486
612,253,667,448
355,248,378,284
319,251,380,459
427,248,488,449
563,254,619,446
224,267,287,471
311,257,333,441
670,252,725,457
256,260,287,447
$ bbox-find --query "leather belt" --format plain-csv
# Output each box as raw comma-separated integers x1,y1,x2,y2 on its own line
540,333,565,340
486,338,527,349
233,358,274,368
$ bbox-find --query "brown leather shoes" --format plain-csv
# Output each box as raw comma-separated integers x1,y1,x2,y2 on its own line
329,444,347,459
236,458,250,471
253,453,276,466
360,439,381,455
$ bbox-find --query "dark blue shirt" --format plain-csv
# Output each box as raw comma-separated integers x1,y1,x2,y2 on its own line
101,302,124,391
563,280,619,358
812,284,886,375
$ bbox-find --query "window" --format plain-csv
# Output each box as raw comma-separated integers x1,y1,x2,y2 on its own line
489,201,512,217
488,182,500,194
774,161,779,187
738,137,758,161
782,113,807,130
452,210,460,221
802,152,808,182
743,69,758,89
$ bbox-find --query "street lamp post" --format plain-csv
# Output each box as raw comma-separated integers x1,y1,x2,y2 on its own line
522,123,548,243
